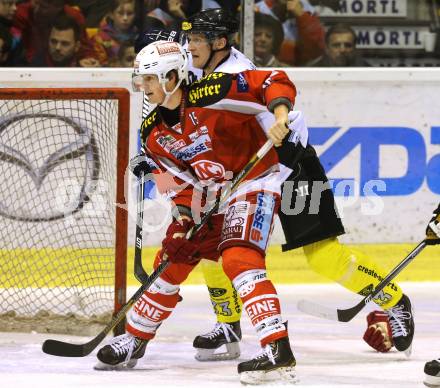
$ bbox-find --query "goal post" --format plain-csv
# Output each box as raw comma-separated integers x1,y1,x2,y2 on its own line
0,88,130,335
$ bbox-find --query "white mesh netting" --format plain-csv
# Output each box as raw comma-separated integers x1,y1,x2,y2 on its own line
0,96,123,334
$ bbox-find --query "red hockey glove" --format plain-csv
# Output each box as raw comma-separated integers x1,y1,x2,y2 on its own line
426,204,440,245
363,311,393,353
162,218,199,264
163,215,222,264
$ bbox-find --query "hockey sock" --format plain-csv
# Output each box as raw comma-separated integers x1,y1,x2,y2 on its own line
126,250,195,339
126,275,181,340
200,259,242,323
222,246,287,346
303,238,403,309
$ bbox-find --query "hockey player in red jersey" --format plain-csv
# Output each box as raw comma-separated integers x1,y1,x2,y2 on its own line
95,40,303,385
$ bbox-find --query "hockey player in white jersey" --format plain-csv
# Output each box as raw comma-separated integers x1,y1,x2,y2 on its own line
180,7,415,362
179,8,256,362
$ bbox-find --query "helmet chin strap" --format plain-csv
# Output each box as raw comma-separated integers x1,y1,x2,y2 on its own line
202,44,229,72
159,78,183,106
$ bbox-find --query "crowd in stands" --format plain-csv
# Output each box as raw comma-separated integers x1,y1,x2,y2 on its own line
0,0,386,68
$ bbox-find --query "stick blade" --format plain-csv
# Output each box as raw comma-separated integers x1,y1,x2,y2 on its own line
42,339,89,357
335,304,364,322
297,299,339,321
42,332,105,357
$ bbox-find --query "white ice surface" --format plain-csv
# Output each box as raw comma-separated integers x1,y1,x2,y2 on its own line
1,283,438,388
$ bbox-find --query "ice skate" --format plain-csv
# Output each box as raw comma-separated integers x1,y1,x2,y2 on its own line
238,336,297,385
193,321,241,361
385,294,414,356
94,333,148,370
424,359,440,387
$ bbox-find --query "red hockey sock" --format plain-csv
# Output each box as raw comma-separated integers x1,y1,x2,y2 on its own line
222,246,287,346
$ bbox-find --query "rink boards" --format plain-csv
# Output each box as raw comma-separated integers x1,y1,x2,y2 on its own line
2,243,439,288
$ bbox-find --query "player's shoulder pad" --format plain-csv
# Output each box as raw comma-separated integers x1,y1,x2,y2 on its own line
186,72,232,107
140,107,161,142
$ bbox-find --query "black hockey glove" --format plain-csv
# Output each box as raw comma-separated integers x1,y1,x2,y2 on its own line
426,204,440,245
129,153,158,179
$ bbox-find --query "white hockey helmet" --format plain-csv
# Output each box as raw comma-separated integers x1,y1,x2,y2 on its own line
132,40,189,103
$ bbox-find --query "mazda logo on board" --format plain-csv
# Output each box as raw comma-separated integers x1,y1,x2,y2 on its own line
0,113,100,222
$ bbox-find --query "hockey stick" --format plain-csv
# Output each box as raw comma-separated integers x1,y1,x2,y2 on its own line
134,173,149,284
42,139,274,357
297,240,427,322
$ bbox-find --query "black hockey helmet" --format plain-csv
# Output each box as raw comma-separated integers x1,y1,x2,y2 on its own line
135,28,180,54
181,8,239,45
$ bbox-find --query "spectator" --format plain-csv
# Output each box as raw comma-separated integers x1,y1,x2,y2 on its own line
112,40,135,66
0,0,24,65
147,0,201,30
253,12,288,67
0,0,16,25
92,0,138,66
309,23,370,66
13,0,99,66
68,0,114,28
0,24,12,65
255,0,325,66
31,15,82,67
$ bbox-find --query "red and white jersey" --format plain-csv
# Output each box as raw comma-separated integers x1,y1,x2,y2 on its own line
142,47,255,119
140,69,296,210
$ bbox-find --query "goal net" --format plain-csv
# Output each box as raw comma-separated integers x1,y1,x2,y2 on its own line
0,88,129,335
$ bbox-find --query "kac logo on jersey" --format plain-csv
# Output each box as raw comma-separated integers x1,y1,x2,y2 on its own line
191,159,225,181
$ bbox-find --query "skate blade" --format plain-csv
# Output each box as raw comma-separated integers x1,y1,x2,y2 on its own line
239,365,298,385
424,373,440,387
93,359,138,371
195,342,240,361
404,344,412,358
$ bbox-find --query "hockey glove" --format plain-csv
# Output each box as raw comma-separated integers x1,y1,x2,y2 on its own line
362,311,393,353
163,216,221,264
162,218,200,264
129,153,158,179
426,204,440,245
